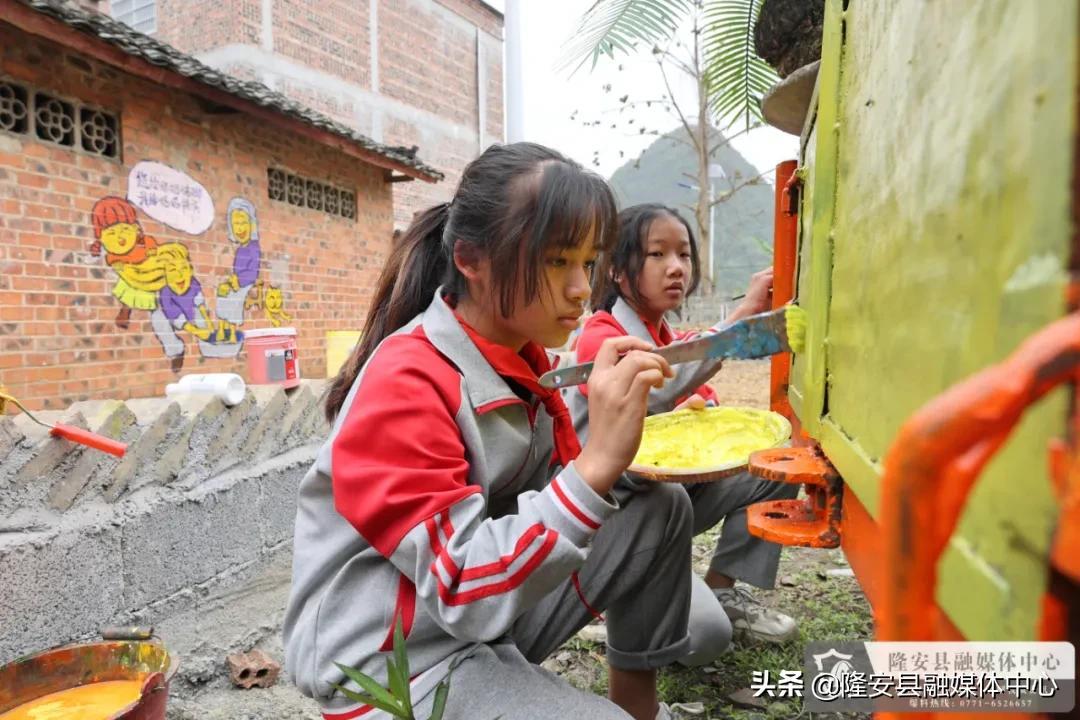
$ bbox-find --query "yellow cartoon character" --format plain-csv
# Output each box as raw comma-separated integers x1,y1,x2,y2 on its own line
245,279,291,327
151,243,216,371
263,285,291,327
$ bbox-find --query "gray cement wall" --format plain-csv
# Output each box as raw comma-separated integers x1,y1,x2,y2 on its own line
675,295,742,329
0,379,329,667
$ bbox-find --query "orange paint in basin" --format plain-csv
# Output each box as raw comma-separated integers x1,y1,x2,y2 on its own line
0,680,143,720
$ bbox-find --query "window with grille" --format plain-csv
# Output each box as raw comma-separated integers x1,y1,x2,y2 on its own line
0,79,120,160
112,0,157,33
267,168,356,221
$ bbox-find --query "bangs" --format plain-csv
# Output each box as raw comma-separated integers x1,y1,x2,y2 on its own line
531,161,617,254
492,160,617,316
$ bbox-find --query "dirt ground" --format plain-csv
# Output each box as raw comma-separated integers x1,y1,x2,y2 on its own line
704,360,773,408
542,359,874,719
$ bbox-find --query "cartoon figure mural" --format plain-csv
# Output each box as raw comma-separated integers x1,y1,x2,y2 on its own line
246,279,293,327
88,163,290,370
151,243,213,371
90,197,165,328
216,197,261,342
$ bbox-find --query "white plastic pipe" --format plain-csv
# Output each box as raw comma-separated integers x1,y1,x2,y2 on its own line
166,373,247,407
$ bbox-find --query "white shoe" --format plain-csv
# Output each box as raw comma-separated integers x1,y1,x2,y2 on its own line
713,585,798,644
576,622,607,644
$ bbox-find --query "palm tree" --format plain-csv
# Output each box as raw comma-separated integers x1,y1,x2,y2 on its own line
563,0,780,133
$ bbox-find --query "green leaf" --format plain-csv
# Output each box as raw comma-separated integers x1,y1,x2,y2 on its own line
385,617,412,714
701,0,778,131
385,659,410,716
427,679,451,720
330,683,408,718
559,0,692,74
334,662,405,716
392,616,412,711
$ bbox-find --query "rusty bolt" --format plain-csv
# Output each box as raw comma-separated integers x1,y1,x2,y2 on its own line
226,649,281,689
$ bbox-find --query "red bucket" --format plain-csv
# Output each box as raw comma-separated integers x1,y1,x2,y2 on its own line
244,327,301,389
0,636,176,720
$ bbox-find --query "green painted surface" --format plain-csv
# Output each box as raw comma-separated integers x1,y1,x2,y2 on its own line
793,0,845,439
792,0,1076,638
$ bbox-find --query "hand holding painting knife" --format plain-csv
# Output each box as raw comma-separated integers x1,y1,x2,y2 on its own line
540,304,807,390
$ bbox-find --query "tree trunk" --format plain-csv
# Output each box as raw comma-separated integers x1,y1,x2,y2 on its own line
693,9,712,295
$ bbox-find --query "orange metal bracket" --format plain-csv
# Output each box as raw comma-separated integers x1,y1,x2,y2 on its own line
748,160,840,548
878,311,1080,646
782,166,804,217
747,446,843,547
771,160,800,427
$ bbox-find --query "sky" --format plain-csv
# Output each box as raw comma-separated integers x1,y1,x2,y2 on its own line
517,0,799,181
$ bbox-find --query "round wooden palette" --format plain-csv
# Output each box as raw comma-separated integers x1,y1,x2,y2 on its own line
626,406,792,484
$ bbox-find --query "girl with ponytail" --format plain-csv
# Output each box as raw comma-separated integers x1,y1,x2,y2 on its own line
286,144,700,720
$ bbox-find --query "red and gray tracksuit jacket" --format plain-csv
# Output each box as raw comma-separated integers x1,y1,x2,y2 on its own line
564,296,724,443
283,289,617,718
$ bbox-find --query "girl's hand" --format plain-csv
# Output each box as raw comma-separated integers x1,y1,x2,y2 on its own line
738,268,774,316
575,336,673,496
674,393,708,412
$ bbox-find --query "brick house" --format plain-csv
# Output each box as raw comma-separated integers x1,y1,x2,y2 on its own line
0,0,464,411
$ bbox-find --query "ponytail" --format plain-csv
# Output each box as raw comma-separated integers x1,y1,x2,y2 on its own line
325,203,450,422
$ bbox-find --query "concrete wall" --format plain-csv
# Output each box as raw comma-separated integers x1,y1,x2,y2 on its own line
0,378,328,665
0,27,395,410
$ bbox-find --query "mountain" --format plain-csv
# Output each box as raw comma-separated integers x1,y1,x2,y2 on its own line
608,125,774,299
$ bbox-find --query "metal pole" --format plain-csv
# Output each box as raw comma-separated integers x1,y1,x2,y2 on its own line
708,182,715,293
504,0,524,142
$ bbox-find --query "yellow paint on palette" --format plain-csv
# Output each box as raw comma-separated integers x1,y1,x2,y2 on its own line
0,680,143,720
634,407,790,470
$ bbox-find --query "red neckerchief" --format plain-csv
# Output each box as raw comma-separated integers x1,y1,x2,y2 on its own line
640,314,674,348
454,313,582,467
454,311,603,623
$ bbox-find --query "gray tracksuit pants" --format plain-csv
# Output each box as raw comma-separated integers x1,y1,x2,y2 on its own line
401,482,695,720
679,472,801,666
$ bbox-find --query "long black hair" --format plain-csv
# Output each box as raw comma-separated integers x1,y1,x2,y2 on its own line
326,142,617,421
592,203,702,312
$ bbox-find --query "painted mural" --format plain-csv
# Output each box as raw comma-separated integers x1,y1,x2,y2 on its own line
245,279,292,328
89,162,288,371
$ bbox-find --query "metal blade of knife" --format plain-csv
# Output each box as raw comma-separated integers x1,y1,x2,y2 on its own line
540,307,793,390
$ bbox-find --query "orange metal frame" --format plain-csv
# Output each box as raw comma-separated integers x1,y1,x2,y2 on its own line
877,311,1080,644
770,160,800,425
748,160,849,550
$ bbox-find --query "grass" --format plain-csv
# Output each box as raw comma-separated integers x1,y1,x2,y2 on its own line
544,527,874,719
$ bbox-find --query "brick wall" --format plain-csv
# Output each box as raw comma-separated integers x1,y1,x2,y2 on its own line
272,0,371,89
153,0,260,56
0,27,396,411
142,0,504,228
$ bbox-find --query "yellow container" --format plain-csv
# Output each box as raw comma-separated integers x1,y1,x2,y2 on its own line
325,331,362,378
